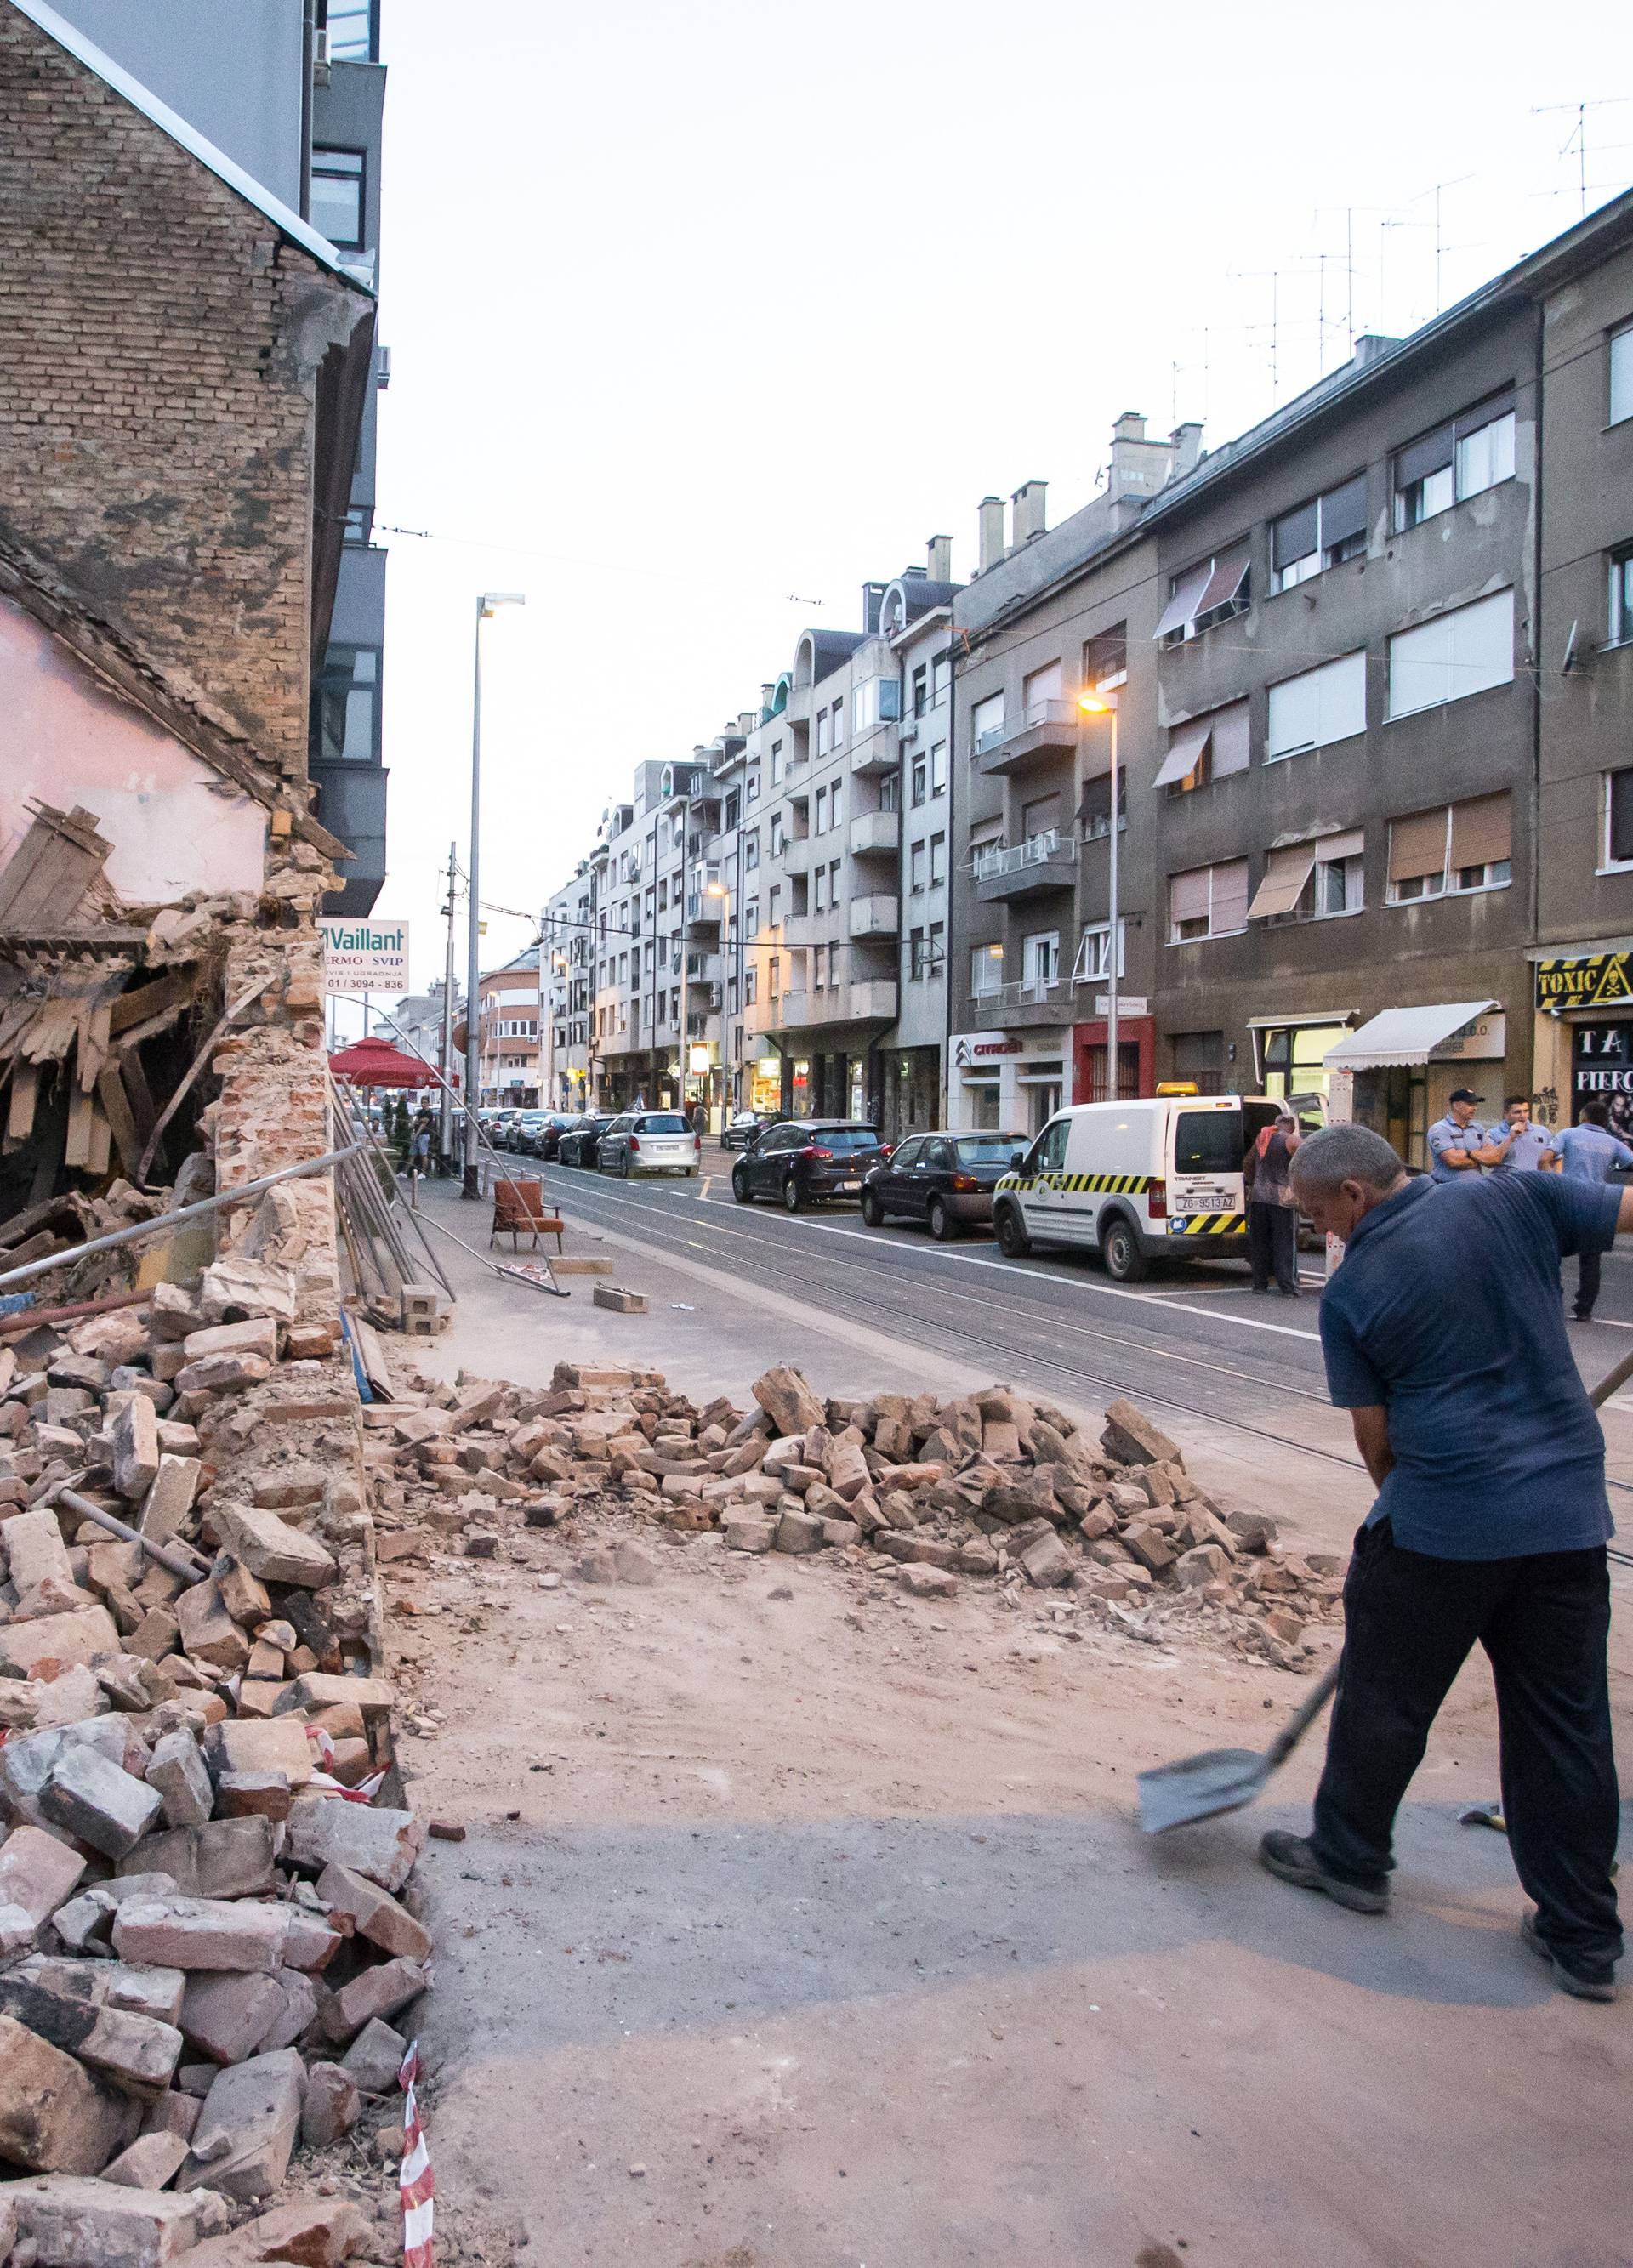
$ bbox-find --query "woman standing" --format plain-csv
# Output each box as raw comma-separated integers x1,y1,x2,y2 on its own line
1245,1103,1302,1296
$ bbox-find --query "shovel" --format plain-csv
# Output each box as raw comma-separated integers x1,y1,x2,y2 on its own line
1136,1340,1633,1835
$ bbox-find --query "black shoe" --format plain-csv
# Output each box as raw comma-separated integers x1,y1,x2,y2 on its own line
1572,1310,1594,1323
1259,1830,1389,1914
1522,1911,1619,2002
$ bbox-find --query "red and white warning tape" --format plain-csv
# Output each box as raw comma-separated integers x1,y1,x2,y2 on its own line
304,1723,386,1804
399,2039,434,2267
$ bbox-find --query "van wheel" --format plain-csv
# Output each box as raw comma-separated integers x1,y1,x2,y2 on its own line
993,1202,1031,1259
1100,1214,1149,1283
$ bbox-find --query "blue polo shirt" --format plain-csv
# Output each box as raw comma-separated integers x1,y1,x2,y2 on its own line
1319,1173,1621,1558
1487,1121,1556,1173
1425,1114,1485,1181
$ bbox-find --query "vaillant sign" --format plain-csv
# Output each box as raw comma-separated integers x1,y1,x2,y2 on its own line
318,919,410,996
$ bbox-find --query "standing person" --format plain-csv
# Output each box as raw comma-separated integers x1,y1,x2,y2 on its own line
1556,1100,1633,1321
1425,1088,1489,1180
1243,1104,1302,1296
410,1109,433,1175
1258,1123,1624,2002
1484,1094,1556,1174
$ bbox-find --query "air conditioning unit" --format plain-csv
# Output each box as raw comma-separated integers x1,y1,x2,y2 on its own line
312,26,331,81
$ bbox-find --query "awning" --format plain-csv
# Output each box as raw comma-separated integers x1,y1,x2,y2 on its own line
1193,545,1250,618
1248,842,1317,921
1152,562,1212,642
1323,1000,1498,1071
1153,719,1212,789
328,1037,440,1088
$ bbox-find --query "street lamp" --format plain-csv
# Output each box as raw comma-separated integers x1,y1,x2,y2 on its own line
462,590,525,1198
1078,689,1121,1102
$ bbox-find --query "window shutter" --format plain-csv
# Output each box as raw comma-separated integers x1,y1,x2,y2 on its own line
1612,770,1633,865
1316,828,1366,864
1210,860,1250,934
1396,421,1454,490
1272,501,1319,573
1210,700,1251,776
1153,718,1213,789
1448,792,1511,871
1152,562,1212,640
1195,546,1250,616
1321,473,1368,548
1169,868,1209,924
1247,843,1318,920
1388,808,1449,883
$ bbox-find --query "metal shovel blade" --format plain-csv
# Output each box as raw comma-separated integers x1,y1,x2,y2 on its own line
1137,1746,1274,1834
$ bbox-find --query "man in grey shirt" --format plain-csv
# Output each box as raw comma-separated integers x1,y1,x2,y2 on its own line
1426,1089,1490,1181
1486,1095,1556,1174
1557,1100,1633,1320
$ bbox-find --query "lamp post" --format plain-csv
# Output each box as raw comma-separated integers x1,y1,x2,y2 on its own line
705,877,731,1121
1078,689,1121,1101
462,590,525,1197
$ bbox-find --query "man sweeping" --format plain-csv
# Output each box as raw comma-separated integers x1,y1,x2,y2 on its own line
1259,1123,1624,2003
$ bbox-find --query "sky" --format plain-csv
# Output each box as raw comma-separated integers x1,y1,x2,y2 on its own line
361,0,1633,1020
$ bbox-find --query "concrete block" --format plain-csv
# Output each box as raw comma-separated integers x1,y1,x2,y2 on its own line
3,2173,220,2265
0,2015,140,2173
179,2049,305,2203
300,2062,361,2146
111,1897,287,1975
179,1971,283,2064
274,1671,394,1719
39,1745,163,1859
205,1715,312,1790
207,1503,334,1589
337,2017,406,2095
315,1863,432,1964
173,1353,270,1397
118,1817,277,1901
145,1732,213,1831
319,1954,426,2044
283,1796,424,1894
752,1365,826,1436
215,1557,273,1629
0,1823,88,1927
174,1581,249,1674
179,1319,277,1367
0,1968,182,2099
100,2129,191,2190
592,1283,646,1314
773,1509,825,1555
111,1398,161,1503
2,1505,74,1592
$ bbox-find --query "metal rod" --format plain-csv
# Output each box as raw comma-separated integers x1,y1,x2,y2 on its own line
0,1286,151,1341
0,1143,368,1295
1107,703,1120,1103
55,1487,211,1583
327,1076,454,1298
439,840,458,1160
464,600,484,1197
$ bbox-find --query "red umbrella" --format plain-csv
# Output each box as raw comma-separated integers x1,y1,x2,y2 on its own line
327,1037,440,1089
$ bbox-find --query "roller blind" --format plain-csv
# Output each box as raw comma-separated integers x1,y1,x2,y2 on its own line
1023,661,1063,709
1388,807,1448,883
1396,420,1454,490
1247,843,1317,920
1321,473,1368,547
1153,718,1213,789
1152,561,1213,640
1387,588,1514,718
1169,867,1209,923
1209,859,1250,934
1266,651,1367,758
971,693,1005,742
1448,791,1511,871
1210,700,1251,776
1272,500,1319,572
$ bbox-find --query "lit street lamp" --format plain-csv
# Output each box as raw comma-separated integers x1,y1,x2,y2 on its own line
1078,688,1121,1101
462,590,525,1197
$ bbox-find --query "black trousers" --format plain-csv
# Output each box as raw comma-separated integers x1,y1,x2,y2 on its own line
1310,1521,1622,1962
1575,1244,1602,1318
1247,1200,1298,1292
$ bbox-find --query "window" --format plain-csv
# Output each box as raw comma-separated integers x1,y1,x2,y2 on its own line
1155,698,1250,793
816,786,828,833
831,696,844,745
928,920,944,972
770,811,784,857
1083,622,1128,690
813,944,826,990
879,772,900,813
747,769,761,804
852,679,878,735
971,692,1005,753
912,759,927,806
769,955,781,997
1609,548,1633,646
1168,859,1250,942
828,858,840,903
1248,830,1364,922
744,896,760,933
1271,474,1368,592
1022,661,1063,720
344,502,372,543
723,789,740,830
743,966,757,1005
1605,771,1633,869
1386,794,1511,901
743,833,760,871
912,664,928,717
813,867,825,912
1073,921,1126,981
322,1,377,58
1613,324,1633,426
1078,771,1127,840
1154,546,1250,644
816,708,831,757
830,782,842,827
310,644,379,763
1266,651,1367,759
910,843,925,894
971,943,1004,997
771,742,783,786
1022,793,1061,838
909,928,926,981
929,832,946,886
930,742,947,795
1387,589,1514,718
1393,393,1515,530
769,884,782,926
1021,931,1060,988
931,655,950,708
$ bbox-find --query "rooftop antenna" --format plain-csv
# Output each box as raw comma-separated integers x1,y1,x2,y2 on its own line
1531,98,1633,216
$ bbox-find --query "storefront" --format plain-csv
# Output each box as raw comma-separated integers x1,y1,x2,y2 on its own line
748,1053,782,1115
1248,1013,1356,1106
949,1030,1071,1136
879,1045,942,1141
1533,946,1633,1137
1070,1008,1154,1109
1324,999,1505,1168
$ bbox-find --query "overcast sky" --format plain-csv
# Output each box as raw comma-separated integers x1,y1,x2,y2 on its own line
364,0,1632,1013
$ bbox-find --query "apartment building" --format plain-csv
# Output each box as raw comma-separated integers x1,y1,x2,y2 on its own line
945,189,1633,1167
475,947,541,1108
47,0,392,915
541,862,594,1111
882,550,960,1131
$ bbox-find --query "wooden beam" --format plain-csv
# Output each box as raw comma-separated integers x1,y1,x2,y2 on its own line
96,1063,142,1175
5,1062,38,1148
63,1083,97,1169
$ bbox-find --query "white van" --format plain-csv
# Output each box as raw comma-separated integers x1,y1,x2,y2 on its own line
992,1094,1285,1282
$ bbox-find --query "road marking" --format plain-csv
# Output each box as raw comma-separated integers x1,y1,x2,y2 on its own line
565,1177,1324,1344
699,1175,712,1199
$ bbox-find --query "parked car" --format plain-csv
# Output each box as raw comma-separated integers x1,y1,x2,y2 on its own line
525,1113,578,1160
860,1129,1027,1240
597,1109,701,1179
508,1110,553,1155
556,1112,617,1168
991,1094,1283,1282
731,1120,890,1211
721,1109,778,1151
489,1109,521,1149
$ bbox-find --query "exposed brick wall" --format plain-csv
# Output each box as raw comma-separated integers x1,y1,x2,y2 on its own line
0,7,366,782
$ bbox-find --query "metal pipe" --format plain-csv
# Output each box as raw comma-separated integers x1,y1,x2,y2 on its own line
439,839,458,1160
0,1143,367,1296
463,600,485,1197
1107,702,1121,1103
54,1488,211,1583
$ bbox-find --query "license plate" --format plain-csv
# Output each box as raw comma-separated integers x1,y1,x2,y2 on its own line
839,1179,860,1191
1177,1192,1233,1214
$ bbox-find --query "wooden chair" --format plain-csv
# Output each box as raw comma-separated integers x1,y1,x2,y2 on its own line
490,1178,565,1255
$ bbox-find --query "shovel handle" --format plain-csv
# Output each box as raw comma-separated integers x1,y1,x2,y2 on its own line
1265,1657,1342,1768
1590,1344,1633,1412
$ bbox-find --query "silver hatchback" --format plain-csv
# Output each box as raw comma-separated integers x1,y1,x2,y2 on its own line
598,1110,701,1178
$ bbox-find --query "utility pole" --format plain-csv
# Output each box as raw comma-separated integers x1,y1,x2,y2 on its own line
462,590,524,1197
438,841,457,1161
677,790,691,1119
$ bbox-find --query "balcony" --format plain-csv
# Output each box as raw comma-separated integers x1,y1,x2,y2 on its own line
849,720,899,777
766,980,899,1032
848,894,900,940
849,810,900,858
685,891,725,935
976,698,1080,778
971,978,1068,1027
972,827,1078,904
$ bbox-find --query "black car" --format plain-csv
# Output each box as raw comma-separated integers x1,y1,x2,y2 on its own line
860,1129,1028,1240
721,1109,779,1151
520,1112,574,1160
557,1113,617,1168
731,1120,890,1211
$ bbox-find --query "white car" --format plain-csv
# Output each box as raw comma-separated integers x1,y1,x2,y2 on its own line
597,1110,701,1178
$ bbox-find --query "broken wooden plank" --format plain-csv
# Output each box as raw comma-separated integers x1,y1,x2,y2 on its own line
6,1061,38,1147
86,1094,111,1178
96,1062,142,1175
63,1082,98,1170
117,1051,157,1147
109,969,196,1037
0,803,112,930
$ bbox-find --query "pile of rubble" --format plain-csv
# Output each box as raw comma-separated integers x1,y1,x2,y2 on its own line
369,1361,1345,1671
0,1251,427,2260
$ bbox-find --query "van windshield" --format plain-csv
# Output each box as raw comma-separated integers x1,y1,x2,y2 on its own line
1173,1109,1242,1176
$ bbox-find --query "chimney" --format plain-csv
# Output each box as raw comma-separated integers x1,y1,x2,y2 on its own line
926,533,953,583
760,683,776,713
1011,480,1048,545
861,581,885,634
739,710,757,738
977,495,1005,573
1352,333,1399,367
1169,421,1203,479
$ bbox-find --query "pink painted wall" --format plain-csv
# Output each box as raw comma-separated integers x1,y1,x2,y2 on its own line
1,596,266,905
